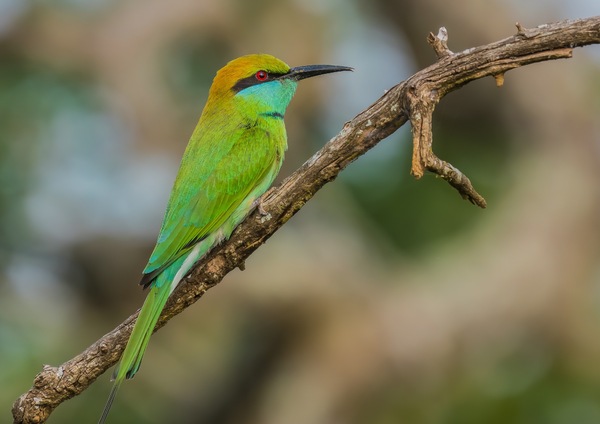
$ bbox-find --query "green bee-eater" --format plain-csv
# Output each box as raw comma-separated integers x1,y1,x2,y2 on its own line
99,54,351,423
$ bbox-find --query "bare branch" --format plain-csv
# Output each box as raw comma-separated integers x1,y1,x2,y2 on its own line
409,23,578,208
12,16,600,424
427,27,453,58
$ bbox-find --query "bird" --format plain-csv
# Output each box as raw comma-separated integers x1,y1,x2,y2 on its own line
98,53,352,423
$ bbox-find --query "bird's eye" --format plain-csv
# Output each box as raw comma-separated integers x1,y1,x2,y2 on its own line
255,70,268,81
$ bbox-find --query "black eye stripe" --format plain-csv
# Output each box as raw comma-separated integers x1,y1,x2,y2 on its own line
232,71,288,93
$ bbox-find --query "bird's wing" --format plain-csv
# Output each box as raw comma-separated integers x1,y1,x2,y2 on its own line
141,124,283,285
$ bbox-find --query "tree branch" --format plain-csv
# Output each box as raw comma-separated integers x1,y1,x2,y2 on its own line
12,16,600,424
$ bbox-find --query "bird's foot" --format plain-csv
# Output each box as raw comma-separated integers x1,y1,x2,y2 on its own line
253,199,272,223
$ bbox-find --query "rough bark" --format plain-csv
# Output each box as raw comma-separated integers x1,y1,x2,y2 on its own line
12,16,600,424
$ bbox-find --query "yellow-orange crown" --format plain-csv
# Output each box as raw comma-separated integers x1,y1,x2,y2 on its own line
208,54,290,98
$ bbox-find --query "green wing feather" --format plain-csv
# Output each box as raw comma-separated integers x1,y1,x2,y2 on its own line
141,121,284,287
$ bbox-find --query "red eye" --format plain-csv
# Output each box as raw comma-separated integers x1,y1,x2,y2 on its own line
255,70,268,81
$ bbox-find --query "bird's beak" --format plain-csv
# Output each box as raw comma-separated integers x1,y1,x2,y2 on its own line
286,64,353,81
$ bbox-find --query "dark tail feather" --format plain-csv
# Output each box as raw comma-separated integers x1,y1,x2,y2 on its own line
98,379,123,424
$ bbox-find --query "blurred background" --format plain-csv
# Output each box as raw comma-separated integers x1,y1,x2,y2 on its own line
2,0,600,423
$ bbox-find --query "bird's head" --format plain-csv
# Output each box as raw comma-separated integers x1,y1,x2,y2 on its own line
206,54,352,119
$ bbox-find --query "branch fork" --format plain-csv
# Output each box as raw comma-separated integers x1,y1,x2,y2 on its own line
409,28,487,208
404,20,592,208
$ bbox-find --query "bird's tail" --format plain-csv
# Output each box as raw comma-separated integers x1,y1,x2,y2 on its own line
98,256,184,424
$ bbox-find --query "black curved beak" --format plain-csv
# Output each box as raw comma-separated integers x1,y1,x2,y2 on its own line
286,64,353,81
